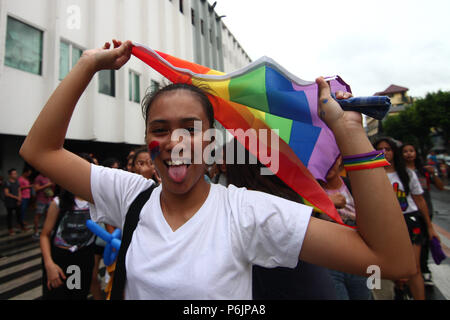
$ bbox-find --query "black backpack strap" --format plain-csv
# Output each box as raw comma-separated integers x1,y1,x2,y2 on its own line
110,184,156,300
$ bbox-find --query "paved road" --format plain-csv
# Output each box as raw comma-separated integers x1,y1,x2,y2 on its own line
427,187,450,300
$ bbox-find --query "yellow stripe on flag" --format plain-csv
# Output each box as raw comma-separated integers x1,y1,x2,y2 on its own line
192,76,231,101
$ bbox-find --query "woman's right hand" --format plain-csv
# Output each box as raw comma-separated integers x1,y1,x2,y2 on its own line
80,39,132,72
45,262,67,290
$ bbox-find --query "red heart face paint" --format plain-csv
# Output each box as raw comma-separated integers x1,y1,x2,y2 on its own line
148,141,160,161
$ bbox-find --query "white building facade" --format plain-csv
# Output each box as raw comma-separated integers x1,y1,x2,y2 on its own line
0,0,251,178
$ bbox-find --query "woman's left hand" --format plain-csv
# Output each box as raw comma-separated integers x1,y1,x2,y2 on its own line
428,226,441,242
316,77,361,130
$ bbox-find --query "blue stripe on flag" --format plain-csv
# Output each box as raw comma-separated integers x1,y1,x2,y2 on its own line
289,121,322,167
265,67,312,124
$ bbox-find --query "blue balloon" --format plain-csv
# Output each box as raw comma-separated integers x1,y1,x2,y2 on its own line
86,220,121,266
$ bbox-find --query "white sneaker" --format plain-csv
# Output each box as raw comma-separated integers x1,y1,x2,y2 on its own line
423,273,434,286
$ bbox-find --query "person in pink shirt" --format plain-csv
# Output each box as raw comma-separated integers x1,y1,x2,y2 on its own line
33,173,54,239
18,166,33,227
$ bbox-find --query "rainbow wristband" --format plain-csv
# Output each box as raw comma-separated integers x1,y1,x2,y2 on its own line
343,150,390,171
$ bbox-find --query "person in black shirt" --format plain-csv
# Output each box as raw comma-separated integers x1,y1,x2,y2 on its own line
3,168,26,236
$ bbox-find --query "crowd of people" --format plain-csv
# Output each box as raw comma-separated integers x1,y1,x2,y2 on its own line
0,134,446,300
0,147,162,299
2,39,446,300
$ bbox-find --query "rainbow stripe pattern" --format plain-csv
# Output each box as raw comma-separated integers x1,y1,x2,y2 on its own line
343,151,390,171
131,43,350,224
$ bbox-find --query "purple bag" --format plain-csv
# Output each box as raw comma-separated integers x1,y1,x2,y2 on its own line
430,237,446,265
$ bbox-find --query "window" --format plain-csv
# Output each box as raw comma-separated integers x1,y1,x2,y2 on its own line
151,80,160,94
59,40,83,80
5,16,43,75
179,0,184,14
129,70,140,103
200,19,204,35
191,8,195,25
72,46,82,67
98,70,115,97
209,29,213,43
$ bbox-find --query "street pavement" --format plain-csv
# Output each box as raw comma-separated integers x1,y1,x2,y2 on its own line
0,188,449,300
427,187,450,299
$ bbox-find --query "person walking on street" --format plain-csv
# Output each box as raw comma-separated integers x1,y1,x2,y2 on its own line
18,165,33,228
375,138,441,300
19,40,416,299
40,154,96,300
402,143,444,286
4,168,26,236
33,173,54,239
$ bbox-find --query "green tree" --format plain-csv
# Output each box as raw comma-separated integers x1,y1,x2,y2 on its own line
382,90,450,155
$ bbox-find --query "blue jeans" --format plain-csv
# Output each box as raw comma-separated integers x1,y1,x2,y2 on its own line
20,198,30,221
328,269,372,300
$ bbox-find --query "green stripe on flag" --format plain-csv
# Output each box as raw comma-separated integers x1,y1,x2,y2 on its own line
264,113,293,144
229,66,269,113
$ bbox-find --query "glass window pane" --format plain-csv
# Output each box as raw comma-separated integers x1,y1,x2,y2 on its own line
99,70,115,97
72,47,82,68
59,41,70,80
5,16,43,75
129,71,132,101
134,73,140,103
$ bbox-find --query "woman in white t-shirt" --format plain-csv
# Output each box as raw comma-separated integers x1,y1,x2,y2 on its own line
20,40,416,300
375,138,441,300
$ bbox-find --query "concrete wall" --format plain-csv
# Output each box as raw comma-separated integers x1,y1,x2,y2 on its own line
0,0,250,146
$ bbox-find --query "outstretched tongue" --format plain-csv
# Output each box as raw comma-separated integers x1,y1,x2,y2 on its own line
168,165,188,183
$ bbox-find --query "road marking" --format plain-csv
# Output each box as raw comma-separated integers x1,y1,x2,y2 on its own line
429,263,450,300
0,270,42,294
9,285,42,300
0,258,41,278
0,248,41,267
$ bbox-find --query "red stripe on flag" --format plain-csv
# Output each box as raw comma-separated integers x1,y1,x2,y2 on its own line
155,50,212,75
132,46,192,84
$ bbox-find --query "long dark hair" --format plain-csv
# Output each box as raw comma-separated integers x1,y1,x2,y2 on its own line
132,146,149,168
59,153,94,213
374,137,411,195
223,139,301,203
401,143,426,178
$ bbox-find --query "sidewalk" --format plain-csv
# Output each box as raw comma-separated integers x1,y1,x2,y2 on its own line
428,187,450,300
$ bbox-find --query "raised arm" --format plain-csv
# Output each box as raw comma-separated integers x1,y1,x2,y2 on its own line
19,40,132,203
299,78,416,280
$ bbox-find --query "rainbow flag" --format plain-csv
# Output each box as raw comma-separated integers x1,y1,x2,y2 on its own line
131,43,351,225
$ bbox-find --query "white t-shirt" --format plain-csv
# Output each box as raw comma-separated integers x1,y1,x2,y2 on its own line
387,169,424,214
89,164,312,300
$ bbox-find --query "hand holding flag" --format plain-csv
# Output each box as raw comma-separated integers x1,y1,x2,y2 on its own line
316,77,362,129
80,39,133,72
